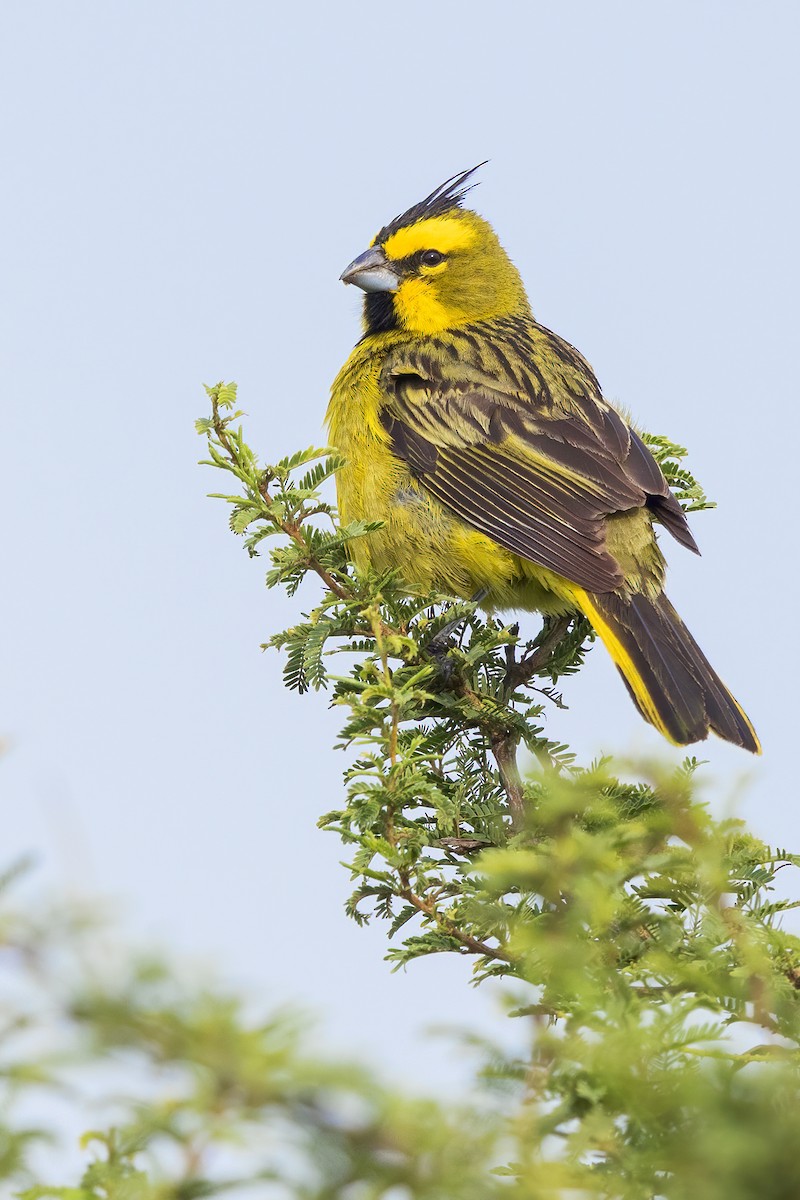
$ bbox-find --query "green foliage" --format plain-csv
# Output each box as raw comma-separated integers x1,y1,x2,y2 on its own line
2,384,795,1196
0,865,500,1197
641,431,716,513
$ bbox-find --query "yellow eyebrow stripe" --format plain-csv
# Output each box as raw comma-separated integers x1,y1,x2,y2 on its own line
382,216,477,260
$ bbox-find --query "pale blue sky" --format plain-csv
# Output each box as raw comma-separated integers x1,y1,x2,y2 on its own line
1,0,798,1097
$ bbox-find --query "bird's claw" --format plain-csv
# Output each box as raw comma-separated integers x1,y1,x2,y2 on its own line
425,633,458,685
424,590,490,684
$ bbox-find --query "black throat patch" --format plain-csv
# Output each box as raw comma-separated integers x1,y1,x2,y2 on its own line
364,291,399,334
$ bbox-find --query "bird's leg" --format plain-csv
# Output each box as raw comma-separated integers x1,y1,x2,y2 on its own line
426,588,490,656
425,588,490,683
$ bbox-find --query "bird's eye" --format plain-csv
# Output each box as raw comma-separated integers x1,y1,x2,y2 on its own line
420,250,445,267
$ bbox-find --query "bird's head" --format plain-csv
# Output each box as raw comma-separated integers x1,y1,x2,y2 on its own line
340,165,531,336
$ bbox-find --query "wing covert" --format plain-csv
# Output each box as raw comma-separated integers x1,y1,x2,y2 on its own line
378,324,697,594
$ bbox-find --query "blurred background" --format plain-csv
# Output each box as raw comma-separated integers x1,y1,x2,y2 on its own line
1,0,798,1096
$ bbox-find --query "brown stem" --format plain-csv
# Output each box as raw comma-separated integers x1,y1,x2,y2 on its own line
211,404,352,601
399,884,514,964
210,403,418,677
492,732,525,831
269,511,351,599
504,615,573,694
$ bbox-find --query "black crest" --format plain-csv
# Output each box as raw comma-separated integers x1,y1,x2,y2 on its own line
374,162,487,245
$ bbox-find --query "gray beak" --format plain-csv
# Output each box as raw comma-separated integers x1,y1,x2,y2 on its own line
339,245,400,292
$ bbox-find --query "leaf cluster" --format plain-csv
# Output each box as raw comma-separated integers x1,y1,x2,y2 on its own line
641,431,716,513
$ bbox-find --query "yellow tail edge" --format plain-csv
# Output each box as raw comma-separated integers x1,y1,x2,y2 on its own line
571,586,762,755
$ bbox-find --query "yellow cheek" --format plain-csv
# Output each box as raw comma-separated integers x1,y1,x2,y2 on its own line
394,277,466,334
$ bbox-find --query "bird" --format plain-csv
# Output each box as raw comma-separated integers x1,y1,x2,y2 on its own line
327,165,760,753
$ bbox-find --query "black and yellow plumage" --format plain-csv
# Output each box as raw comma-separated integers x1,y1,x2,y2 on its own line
328,166,760,752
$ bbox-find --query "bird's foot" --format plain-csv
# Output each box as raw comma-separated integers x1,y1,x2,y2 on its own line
423,588,490,685
425,632,458,685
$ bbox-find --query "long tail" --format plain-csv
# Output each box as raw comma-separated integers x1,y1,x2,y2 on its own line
573,588,761,753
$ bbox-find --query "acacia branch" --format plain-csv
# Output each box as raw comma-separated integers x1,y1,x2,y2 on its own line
491,732,525,832
210,398,352,601
398,883,514,965
503,615,573,694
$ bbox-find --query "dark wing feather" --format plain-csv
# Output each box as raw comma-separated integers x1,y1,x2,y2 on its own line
379,323,697,594
383,410,621,590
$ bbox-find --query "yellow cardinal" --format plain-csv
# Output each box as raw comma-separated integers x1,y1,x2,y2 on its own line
327,166,759,752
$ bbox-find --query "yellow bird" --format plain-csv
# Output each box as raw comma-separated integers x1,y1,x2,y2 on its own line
328,166,760,752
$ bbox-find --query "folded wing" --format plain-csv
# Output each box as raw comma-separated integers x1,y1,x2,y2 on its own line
379,325,697,596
